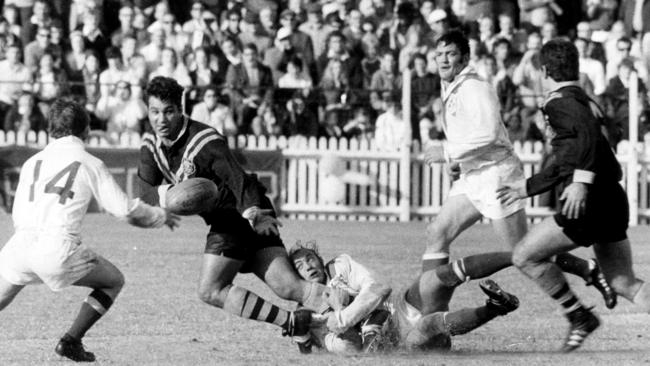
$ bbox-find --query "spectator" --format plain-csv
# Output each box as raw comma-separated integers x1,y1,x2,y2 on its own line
319,108,344,138
64,29,85,78
95,80,146,135
22,0,53,46
512,32,544,109
496,13,526,53
0,44,32,119
278,9,314,67
182,1,206,35
465,0,496,23
3,4,21,39
478,16,498,53
159,12,186,56
316,31,362,88
575,37,606,97
149,47,192,88
519,0,560,30
369,51,401,112
540,21,557,45
493,38,512,74
278,55,312,90
606,37,647,84
251,102,283,137
225,43,274,133
419,97,445,145
111,5,144,48
379,2,415,52
584,0,617,31
575,21,606,65
282,92,319,137
374,91,410,151
505,110,543,143
319,58,349,110
342,107,374,139
141,27,166,72
603,58,649,142
190,88,237,136
264,27,305,84
299,4,329,59
24,25,53,72
189,10,220,53
99,46,129,99
81,10,109,68
398,26,425,72
81,49,101,113
220,9,242,43
360,42,380,88
360,17,379,56
258,7,276,38
189,46,222,89
218,35,242,74
342,9,364,58
3,91,46,132
424,9,449,46
238,12,272,58
32,50,68,117
411,52,440,128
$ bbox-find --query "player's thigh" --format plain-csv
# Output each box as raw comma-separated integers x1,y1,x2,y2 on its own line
72,255,125,295
251,246,303,293
491,208,528,248
198,253,243,292
425,194,482,250
511,217,579,266
593,239,640,298
0,276,24,310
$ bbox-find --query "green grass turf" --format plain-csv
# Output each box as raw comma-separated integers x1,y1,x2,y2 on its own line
0,213,649,365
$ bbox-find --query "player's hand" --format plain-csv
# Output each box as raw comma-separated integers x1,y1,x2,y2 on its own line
244,207,282,236
496,185,525,206
560,182,588,219
164,211,180,231
447,162,461,181
322,287,350,312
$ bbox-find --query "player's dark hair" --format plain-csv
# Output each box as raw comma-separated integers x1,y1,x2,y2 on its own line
540,39,579,82
436,30,470,59
146,76,184,108
289,241,324,267
48,98,89,139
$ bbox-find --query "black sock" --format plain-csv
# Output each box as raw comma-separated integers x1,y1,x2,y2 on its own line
66,290,114,340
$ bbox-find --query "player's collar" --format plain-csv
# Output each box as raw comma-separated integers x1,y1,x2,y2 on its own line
441,66,481,102
156,115,188,148
48,135,86,148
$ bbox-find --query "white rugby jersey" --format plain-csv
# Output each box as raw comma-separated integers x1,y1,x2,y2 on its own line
441,66,515,173
12,136,134,237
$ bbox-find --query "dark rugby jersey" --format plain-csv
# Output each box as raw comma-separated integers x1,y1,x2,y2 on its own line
137,117,267,213
527,85,622,197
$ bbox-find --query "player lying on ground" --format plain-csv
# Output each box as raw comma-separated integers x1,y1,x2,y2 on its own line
0,99,179,362
497,39,650,352
417,30,614,319
288,242,524,353
136,76,330,342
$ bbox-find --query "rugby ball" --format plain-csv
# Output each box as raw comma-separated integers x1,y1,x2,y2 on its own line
166,178,219,215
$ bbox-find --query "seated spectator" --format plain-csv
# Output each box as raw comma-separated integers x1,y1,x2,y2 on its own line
0,45,32,119
111,4,148,48
319,108,344,138
278,55,312,90
225,43,274,133
369,51,401,112
495,13,526,53
319,58,349,110
342,107,374,139
183,1,205,35
258,8,276,38
0,17,15,60
220,9,242,44
264,27,306,84
189,10,220,54
81,10,109,68
375,92,411,151
3,92,46,133
32,51,68,117
360,18,379,56
360,42,380,89
282,93,318,137
22,0,53,46
81,50,102,114
190,87,237,136
189,46,222,89
278,9,314,67
584,0,617,31
411,53,440,126
575,21,606,65
575,37,606,97
3,4,21,39
419,97,445,145
512,32,544,110
141,27,166,73
218,35,242,75
606,37,647,85
478,16,498,53
603,58,648,143
64,30,86,80
238,12,272,57
24,25,54,72
95,80,146,135
399,25,426,72
342,9,364,58
316,31,362,89
251,102,283,137
299,3,328,59
149,47,192,88
159,12,186,55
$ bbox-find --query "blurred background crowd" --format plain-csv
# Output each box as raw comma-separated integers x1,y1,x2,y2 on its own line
0,0,649,151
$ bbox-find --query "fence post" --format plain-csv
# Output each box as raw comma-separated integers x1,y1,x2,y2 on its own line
400,68,412,222
628,72,639,226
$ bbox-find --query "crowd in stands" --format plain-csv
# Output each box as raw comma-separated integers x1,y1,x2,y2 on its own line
0,0,649,151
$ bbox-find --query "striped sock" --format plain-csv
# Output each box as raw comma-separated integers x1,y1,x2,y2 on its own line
223,285,289,328
550,282,585,315
67,289,114,340
422,252,449,272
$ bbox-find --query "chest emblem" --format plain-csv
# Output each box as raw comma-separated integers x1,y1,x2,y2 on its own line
182,158,196,177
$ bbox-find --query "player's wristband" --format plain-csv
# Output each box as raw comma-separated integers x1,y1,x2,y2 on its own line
573,169,595,184
242,206,260,221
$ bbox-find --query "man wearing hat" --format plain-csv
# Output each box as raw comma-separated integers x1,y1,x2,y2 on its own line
279,9,315,67
425,9,450,47
264,27,308,84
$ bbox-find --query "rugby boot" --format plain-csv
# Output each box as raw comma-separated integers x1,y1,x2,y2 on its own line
586,259,617,309
293,334,313,354
55,335,96,362
479,279,520,315
561,307,600,352
282,308,314,337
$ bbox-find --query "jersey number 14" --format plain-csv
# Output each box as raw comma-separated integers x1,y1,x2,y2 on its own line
29,160,82,204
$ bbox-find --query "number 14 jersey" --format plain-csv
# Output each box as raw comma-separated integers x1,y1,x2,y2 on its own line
12,136,133,237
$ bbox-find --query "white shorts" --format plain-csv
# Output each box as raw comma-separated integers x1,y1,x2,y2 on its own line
0,231,98,291
449,155,527,219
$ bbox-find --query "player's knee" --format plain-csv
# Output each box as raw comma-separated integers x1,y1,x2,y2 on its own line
197,284,225,307
271,283,300,302
608,275,638,297
511,247,531,270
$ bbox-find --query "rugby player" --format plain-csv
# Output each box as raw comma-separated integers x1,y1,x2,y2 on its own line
497,39,650,351
416,30,615,316
288,242,521,353
136,77,330,341
0,99,179,362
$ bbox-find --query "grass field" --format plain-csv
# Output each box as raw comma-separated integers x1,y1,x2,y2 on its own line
0,213,649,365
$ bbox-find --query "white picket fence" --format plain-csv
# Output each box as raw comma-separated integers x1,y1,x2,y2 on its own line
2,130,650,224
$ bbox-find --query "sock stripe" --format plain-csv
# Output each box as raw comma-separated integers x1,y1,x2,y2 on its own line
84,296,107,315
423,252,450,260
249,297,265,320
84,290,114,316
240,291,252,316
265,305,279,323
452,260,467,282
550,283,571,300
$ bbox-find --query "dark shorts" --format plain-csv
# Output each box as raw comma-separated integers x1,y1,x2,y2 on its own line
554,182,629,247
203,198,284,273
